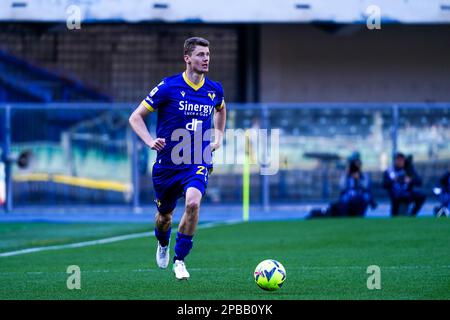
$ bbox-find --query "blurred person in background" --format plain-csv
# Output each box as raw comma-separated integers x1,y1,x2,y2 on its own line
335,152,377,217
383,152,426,217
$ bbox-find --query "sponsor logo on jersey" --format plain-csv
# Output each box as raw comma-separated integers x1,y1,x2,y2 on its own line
185,118,203,131
150,86,159,97
179,100,214,115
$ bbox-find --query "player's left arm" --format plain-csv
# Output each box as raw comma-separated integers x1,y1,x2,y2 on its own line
211,102,226,152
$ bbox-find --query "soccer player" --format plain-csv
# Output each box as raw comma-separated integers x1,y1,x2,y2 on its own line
129,37,226,280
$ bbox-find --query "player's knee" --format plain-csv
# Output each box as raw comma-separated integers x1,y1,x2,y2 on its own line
157,211,173,225
185,200,200,215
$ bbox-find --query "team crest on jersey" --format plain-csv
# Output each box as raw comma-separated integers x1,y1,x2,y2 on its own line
181,91,185,97
208,92,216,101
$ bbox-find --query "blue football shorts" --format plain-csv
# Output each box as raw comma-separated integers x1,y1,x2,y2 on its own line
152,163,211,214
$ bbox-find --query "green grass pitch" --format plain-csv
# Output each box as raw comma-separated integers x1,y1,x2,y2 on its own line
0,217,449,299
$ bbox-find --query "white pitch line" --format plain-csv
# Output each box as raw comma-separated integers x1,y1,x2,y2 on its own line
0,220,241,258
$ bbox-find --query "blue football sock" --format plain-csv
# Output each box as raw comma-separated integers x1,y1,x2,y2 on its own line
154,227,171,247
174,232,194,262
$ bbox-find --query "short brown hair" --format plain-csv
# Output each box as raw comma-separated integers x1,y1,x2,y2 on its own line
184,37,209,56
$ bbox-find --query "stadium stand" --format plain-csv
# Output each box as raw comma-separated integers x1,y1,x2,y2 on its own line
0,50,111,103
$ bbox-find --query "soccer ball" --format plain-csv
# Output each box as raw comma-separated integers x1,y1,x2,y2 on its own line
254,259,286,291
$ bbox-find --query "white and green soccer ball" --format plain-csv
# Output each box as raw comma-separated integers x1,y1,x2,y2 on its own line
254,259,286,291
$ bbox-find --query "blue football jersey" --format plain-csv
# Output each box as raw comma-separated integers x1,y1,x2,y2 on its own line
140,72,225,169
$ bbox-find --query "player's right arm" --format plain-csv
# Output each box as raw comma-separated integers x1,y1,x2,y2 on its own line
129,103,166,151
129,80,169,151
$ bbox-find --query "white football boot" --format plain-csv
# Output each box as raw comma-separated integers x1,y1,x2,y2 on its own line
172,260,190,280
156,241,170,269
